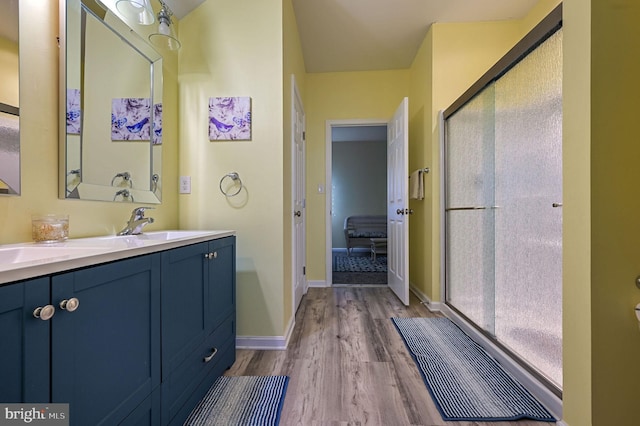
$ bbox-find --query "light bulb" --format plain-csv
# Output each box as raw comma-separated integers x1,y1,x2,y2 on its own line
158,21,169,36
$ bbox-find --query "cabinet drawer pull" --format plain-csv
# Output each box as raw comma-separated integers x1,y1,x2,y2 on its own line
33,305,55,321
203,347,218,363
60,298,80,312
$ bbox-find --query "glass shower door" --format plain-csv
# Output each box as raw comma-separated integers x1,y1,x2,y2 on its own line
445,87,496,334
493,30,563,388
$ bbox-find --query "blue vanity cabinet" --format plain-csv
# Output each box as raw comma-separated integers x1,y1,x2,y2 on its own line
0,278,50,403
160,236,236,425
51,254,161,426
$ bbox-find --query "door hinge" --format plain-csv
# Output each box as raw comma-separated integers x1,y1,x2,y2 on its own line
303,131,306,140
303,266,306,275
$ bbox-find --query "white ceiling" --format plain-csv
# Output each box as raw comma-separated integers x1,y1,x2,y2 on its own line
292,0,540,73
163,0,205,19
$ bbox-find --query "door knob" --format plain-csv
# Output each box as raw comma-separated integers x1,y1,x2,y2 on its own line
294,210,301,217
33,305,55,321
396,209,404,215
60,298,80,312
552,203,563,208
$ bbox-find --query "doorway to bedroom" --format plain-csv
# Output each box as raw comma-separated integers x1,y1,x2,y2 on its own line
329,123,388,285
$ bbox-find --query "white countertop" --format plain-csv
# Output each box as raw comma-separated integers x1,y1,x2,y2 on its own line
0,230,235,285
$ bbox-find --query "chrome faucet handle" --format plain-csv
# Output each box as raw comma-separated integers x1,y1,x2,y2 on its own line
132,206,155,217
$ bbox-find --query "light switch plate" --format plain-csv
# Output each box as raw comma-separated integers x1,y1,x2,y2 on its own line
179,176,191,194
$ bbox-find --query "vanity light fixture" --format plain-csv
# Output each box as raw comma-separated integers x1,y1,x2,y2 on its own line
148,0,181,51
115,0,155,25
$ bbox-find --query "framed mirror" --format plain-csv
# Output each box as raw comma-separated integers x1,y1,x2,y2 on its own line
0,0,20,195
60,0,163,203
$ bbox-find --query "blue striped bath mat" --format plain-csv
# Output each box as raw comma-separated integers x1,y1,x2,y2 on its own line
392,317,555,422
184,376,289,426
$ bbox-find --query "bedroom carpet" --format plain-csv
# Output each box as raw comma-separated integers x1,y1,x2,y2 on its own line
333,253,387,285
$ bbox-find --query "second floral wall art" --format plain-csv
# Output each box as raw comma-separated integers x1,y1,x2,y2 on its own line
111,98,151,141
208,97,252,141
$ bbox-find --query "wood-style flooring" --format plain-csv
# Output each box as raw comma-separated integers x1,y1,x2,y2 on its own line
225,287,555,426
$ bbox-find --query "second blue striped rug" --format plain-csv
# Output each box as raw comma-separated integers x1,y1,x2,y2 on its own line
184,375,289,426
392,317,555,422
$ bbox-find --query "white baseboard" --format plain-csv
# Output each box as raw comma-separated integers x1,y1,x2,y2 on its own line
283,313,295,348
235,313,296,351
308,280,329,288
235,336,287,350
409,283,443,312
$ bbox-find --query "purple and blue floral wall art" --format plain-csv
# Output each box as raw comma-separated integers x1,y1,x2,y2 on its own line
111,97,151,141
153,103,162,145
208,97,252,141
67,88,81,135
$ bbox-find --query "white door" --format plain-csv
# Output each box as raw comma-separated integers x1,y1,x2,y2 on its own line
387,97,410,305
292,76,306,313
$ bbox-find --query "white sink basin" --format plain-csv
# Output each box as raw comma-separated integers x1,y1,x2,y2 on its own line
71,231,215,248
0,246,108,265
136,230,214,241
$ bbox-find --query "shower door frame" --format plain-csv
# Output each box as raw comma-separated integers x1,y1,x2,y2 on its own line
439,3,564,409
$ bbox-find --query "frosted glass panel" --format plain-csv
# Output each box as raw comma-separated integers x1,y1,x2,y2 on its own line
445,88,495,332
494,30,563,387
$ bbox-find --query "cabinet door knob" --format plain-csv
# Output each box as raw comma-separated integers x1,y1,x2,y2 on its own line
33,305,55,321
60,298,80,312
203,347,218,363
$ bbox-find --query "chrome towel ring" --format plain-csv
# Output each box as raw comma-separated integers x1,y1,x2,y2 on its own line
219,172,243,197
113,188,134,202
111,171,133,188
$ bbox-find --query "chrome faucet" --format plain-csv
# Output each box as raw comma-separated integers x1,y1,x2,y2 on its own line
118,207,155,236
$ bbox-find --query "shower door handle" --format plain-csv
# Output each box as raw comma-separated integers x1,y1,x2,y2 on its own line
445,206,487,211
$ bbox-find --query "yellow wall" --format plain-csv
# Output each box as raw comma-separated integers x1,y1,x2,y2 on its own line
282,0,306,326
0,0,179,245
0,37,19,106
407,29,433,299
304,70,409,282
589,0,640,424
563,1,592,424
178,0,286,337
